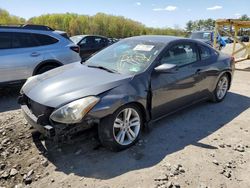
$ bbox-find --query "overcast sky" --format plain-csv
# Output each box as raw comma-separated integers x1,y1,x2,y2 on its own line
0,0,249,28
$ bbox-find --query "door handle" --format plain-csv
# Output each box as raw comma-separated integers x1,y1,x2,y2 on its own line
30,52,40,57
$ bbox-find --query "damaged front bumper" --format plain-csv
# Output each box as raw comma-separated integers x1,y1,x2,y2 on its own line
19,94,97,141
21,104,55,138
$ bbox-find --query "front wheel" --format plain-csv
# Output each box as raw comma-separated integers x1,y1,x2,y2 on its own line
212,74,229,102
98,104,142,151
35,65,58,75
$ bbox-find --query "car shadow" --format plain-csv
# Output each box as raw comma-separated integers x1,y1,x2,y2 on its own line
236,67,250,72
33,92,250,180
0,86,21,113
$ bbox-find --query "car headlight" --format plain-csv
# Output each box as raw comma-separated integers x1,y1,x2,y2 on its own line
50,96,100,124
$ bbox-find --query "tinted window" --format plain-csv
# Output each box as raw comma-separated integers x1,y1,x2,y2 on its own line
94,37,108,47
161,43,198,66
0,32,12,49
79,37,93,47
200,45,212,60
12,33,38,48
12,33,58,48
32,34,58,46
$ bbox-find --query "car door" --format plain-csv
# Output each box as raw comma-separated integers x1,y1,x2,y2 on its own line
151,42,203,119
0,32,43,83
196,44,220,97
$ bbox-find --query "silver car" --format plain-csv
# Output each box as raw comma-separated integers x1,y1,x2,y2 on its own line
0,25,81,86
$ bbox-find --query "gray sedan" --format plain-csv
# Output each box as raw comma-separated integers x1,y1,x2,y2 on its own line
19,35,235,151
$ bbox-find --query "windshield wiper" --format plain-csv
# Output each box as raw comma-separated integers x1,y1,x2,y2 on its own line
87,65,118,73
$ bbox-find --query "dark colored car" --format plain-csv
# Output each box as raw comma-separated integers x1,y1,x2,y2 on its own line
70,35,109,61
240,35,249,42
19,36,235,151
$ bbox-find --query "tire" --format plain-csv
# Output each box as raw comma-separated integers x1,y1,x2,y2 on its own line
35,65,58,75
98,104,143,151
212,74,229,103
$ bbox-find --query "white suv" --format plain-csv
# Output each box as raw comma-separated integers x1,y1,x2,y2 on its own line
0,25,81,86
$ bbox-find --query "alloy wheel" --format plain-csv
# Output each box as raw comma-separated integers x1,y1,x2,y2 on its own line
113,108,141,146
216,76,229,100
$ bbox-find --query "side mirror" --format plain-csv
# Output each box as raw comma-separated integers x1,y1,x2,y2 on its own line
154,63,177,73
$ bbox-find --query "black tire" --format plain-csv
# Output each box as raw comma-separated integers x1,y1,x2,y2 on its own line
98,104,143,151
35,65,58,75
211,74,229,103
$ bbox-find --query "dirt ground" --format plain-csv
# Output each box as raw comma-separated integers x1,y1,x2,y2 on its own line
0,44,250,188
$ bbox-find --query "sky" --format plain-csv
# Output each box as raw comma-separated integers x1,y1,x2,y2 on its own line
0,0,249,28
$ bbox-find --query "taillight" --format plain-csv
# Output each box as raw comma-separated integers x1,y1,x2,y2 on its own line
70,46,80,53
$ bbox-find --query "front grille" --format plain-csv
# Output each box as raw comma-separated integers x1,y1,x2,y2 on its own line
26,96,54,125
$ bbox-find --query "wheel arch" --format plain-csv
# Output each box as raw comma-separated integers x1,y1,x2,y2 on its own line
33,60,63,75
224,71,232,89
212,70,232,91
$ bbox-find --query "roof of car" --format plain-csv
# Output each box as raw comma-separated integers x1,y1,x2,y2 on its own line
192,31,213,33
70,34,108,39
126,35,189,44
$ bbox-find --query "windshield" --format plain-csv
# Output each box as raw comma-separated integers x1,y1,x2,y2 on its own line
70,36,84,44
191,32,212,40
85,39,165,75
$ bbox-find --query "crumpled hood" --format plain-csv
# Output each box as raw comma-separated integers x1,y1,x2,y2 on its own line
22,62,132,107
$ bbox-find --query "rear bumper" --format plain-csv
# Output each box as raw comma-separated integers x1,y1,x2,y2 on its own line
21,105,55,138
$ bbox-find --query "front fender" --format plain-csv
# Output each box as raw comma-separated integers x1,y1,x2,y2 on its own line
88,81,148,120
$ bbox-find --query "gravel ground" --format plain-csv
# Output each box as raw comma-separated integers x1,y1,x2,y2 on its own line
0,44,250,188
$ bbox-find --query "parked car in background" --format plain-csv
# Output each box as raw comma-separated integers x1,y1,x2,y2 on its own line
19,35,234,151
70,35,110,61
240,35,249,42
0,24,81,87
190,31,226,50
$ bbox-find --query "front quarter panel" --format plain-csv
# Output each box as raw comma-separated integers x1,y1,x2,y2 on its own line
88,74,149,120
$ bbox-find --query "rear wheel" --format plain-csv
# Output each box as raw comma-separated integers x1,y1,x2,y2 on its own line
35,65,58,75
212,74,229,102
98,104,142,151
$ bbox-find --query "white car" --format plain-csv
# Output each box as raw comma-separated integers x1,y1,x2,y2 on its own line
0,24,81,86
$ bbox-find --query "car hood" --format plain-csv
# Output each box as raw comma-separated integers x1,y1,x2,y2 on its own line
22,62,132,108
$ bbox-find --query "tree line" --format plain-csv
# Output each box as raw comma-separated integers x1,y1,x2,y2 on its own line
186,15,250,32
0,8,186,38
1,8,249,38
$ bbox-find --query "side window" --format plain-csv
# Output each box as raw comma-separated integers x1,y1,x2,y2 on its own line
80,37,93,47
93,37,107,47
32,34,58,46
79,38,87,46
12,33,38,48
200,45,212,60
161,43,198,66
0,32,12,49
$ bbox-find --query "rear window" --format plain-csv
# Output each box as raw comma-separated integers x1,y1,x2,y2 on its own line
59,33,70,40
32,33,58,46
0,32,12,49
